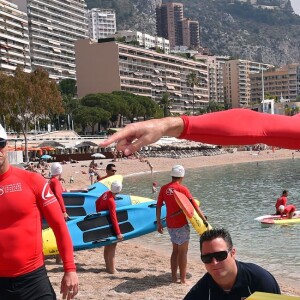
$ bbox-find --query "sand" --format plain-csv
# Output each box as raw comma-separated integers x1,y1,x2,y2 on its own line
45,149,300,299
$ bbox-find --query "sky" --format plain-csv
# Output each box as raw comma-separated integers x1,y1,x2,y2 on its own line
290,0,300,15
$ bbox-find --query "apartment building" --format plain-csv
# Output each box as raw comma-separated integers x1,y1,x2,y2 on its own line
113,30,170,54
0,0,31,73
11,0,88,80
250,64,300,103
75,39,209,114
194,53,230,103
87,8,116,40
223,59,274,108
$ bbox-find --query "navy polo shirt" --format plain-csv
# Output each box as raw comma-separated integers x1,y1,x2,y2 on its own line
184,260,281,300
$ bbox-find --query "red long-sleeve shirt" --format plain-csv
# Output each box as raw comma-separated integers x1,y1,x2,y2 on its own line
49,176,66,213
157,182,192,228
95,191,121,235
180,109,300,149
0,166,76,277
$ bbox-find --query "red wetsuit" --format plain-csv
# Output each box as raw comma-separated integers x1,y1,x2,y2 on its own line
180,109,300,149
157,181,193,228
95,190,121,235
49,176,67,214
275,196,296,216
0,166,76,277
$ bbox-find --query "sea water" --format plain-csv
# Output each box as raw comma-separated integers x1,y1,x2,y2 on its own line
122,158,300,286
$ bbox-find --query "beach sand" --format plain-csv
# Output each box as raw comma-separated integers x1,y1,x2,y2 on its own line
46,149,300,299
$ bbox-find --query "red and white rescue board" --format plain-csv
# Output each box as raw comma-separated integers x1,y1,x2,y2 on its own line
260,215,300,226
173,190,212,235
255,211,300,221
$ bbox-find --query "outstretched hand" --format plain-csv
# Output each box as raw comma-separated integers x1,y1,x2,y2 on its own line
100,117,184,156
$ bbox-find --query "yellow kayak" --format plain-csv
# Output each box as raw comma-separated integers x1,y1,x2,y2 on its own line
247,292,300,299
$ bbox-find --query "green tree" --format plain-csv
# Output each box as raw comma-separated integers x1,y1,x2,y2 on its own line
59,79,77,97
112,91,159,121
58,79,77,130
81,93,129,127
73,106,111,134
0,67,64,162
206,100,225,113
159,92,173,117
187,72,200,116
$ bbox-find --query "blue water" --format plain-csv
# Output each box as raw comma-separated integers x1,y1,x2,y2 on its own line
122,159,300,286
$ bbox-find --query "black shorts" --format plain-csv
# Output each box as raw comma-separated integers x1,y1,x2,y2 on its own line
0,265,56,300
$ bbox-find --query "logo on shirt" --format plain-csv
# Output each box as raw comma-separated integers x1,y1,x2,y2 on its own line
166,188,174,195
0,183,22,196
102,193,108,201
42,182,56,207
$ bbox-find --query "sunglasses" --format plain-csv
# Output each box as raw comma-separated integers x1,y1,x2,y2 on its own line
0,140,7,149
110,169,117,172
201,249,231,264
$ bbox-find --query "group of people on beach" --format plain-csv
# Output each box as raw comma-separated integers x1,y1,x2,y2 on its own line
2,108,300,299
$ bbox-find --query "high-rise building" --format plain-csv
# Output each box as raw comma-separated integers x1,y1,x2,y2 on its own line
156,2,200,49
11,0,88,80
181,18,200,49
156,2,184,49
194,53,230,103
75,39,209,114
0,0,31,74
87,8,116,40
223,59,273,108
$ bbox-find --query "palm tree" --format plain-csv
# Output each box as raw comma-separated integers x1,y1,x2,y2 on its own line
160,92,172,117
187,72,200,115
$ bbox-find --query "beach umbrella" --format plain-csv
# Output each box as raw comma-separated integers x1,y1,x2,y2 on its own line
41,154,52,160
91,153,106,159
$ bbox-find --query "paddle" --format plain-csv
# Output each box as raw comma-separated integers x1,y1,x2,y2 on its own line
83,186,96,193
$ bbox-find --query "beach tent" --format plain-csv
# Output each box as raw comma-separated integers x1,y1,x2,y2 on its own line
38,141,65,148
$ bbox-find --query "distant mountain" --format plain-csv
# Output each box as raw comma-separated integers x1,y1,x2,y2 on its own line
85,0,300,66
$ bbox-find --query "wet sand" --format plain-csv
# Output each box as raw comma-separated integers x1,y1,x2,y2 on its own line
46,149,300,299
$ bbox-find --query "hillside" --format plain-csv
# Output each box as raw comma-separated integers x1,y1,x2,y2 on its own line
86,0,300,66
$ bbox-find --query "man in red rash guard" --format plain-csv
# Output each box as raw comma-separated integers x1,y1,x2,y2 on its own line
156,165,207,285
0,124,78,300
100,109,300,155
275,190,296,219
95,181,123,274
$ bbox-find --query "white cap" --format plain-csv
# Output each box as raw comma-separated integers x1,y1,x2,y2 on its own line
0,124,7,140
111,181,122,194
51,162,63,176
171,165,185,177
278,205,285,213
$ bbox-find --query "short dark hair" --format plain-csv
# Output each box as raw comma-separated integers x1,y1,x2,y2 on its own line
106,163,116,171
200,228,233,252
282,190,288,196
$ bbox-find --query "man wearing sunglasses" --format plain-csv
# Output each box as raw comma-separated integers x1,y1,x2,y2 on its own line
97,163,117,181
0,124,79,300
184,228,280,299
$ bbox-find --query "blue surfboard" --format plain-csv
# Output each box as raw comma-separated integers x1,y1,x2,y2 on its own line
64,192,155,218
43,201,166,255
